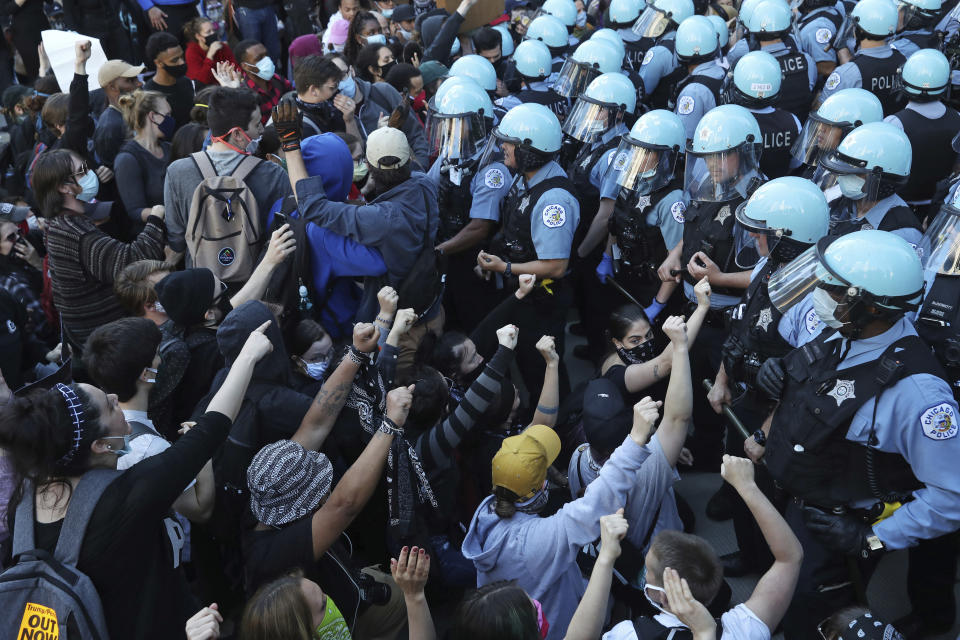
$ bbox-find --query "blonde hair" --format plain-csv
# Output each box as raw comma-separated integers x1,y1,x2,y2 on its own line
118,89,169,132
240,573,314,640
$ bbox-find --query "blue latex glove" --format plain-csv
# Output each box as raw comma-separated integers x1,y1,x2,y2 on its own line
644,298,666,321
596,253,614,283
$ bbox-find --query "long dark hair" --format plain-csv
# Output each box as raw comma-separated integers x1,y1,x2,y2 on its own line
415,330,470,380
452,581,541,640
604,303,650,357
356,43,386,82
344,11,380,65
31,149,77,219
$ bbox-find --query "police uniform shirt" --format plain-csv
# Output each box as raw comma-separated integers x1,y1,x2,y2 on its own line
798,6,843,64
427,154,512,223
749,105,804,172
520,160,581,259
619,27,646,70
600,161,687,251
603,605,770,640
819,45,899,102
837,193,924,246
778,291,825,348
731,41,818,90
496,80,564,113
816,319,960,549
547,56,566,89
566,436,683,552
883,99,948,131
675,60,726,140
890,30,935,59
637,32,678,96
588,123,630,190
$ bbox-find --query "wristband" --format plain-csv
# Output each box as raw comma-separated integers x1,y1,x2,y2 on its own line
752,429,766,446
280,137,301,153
504,262,512,278
375,315,393,325
379,417,404,436
346,345,369,365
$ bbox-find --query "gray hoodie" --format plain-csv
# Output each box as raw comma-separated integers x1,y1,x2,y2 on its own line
462,435,651,640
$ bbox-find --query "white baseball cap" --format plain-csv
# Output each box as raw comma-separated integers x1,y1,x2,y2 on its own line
365,126,410,169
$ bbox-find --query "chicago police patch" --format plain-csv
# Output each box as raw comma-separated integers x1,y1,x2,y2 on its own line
815,28,832,44
670,201,686,223
642,49,655,66
824,72,841,91
614,151,630,171
677,95,695,115
921,403,958,440
484,168,505,189
542,204,566,228
805,308,821,335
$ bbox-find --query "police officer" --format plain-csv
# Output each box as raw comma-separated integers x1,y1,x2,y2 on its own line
790,88,884,179
561,72,638,359
885,49,960,216
795,0,845,80
449,55,499,100
815,121,923,245
707,14,731,64
539,0,581,47
606,0,648,70
592,27,628,65
497,39,571,120
525,15,571,87
727,0,817,122
672,16,728,139
633,0,696,107
753,230,960,640
600,109,689,322
889,0,942,57
477,102,580,397
658,104,765,466
552,38,624,101
707,177,830,573
818,0,906,115
724,50,802,179
427,79,512,331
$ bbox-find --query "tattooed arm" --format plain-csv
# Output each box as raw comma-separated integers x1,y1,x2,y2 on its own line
292,323,380,452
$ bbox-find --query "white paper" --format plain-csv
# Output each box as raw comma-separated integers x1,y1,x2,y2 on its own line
41,30,109,93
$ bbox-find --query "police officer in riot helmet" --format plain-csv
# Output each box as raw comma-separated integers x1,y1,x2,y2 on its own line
813,121,922,246
791,88,883,179
707,177,830,574
633,0,695,106
552,38,624,102
525,14,571,87
726,0,817,122
427,78,512,331
671,16,728,139
889,0,942,57
794,0,845,79
752,230,960,639
477,102,580,398
496,39,571,120
817,0,906,116
606,0,648,70
885,49,960,218
723,51,802,179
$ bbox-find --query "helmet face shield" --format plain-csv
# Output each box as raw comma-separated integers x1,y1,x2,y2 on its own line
552,58,601,99
613,136,680,194
814,150,884,201
562,96,615,143
683,142,762,202
733,200,784,266
766,244,825,312
632,7,672,38
919,205,960,276
426,111,487,161
790,113,847,166
897,1,937,30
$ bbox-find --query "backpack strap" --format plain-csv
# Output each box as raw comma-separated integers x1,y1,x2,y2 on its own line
231,154,263,184
52,469,120,565
126,420,156,442
13,480,38,557
191,151,219,180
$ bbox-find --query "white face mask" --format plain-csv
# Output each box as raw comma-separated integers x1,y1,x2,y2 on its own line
837,173,866,200
304,360,329,380
576,10,587,27
813,287,845,329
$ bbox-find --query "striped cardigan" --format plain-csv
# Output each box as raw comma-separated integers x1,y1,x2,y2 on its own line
45,212,165,349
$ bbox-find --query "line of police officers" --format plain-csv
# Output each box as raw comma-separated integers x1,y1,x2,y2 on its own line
422,0,960,634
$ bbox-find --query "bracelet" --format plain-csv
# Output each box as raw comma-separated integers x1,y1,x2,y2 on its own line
346,345,369,366
375,315,393,325
504,262,512,278
379,417,404,437
536,404,558,415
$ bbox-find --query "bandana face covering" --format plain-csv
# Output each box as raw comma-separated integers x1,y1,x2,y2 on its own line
617,339,656,364
315,595,351,640
516,482,550,514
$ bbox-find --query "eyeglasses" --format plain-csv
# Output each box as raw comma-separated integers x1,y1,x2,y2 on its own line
70,163,89,180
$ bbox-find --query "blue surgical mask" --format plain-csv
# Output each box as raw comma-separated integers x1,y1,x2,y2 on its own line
102,434,133,457
381,8,394,18
254,56,276,81
304,360,329,380
638,567,669,614
576,10,587,27
245,135,262,155
812,287,844,329
76,170,99,203
365,33,387,46
339,74,357,99
837,173,866,200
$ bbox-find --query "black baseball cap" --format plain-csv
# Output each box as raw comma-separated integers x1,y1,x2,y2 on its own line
582,378,633,453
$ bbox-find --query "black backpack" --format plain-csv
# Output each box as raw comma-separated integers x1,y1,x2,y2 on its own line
260,195,315,330
391,188,445,316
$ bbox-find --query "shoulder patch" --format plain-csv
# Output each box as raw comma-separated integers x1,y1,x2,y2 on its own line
804,308,821,335
921,403,958,441
484,167,505,189
670,200,686,223
824,72,841,91
6,319,16,334
542,203,566,228
642,49,655,66
815,27,832,44
614,150,630,171
677,95,695,115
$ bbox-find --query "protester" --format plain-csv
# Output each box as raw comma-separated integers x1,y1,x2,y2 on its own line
114,90,172,231
144,32,195,131
184,17,238,87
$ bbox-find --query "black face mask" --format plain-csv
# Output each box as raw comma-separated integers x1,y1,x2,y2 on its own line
164,62,188,78
379,60,397,77
617,340,656,365
491,57,505,78
215,295,234,319
204,33,218,47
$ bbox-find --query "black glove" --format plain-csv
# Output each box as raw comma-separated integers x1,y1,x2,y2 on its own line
272,97,303,152
756,357,785,400
802,506,870,556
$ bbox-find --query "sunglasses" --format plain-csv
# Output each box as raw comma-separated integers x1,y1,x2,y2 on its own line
4,230,21,243
70,163,89,179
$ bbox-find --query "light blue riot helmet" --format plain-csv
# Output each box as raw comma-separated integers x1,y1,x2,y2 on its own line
743,0,792,38
791,88,884,165
553,38,623,98
734,176,830,265
592,28,627,62
427,79,496,162
608,0,645,26
512,40,553,80
815,121,911,201
707,14,730,49
675,15,720,63
632,0,695,39
897,0,942,30
735,0,767,40
724,50,782,107
898,48,950,101
539,0,578,28
613,109,686,194
918,186,960,276
449,54,497,91
685,104,764,202
847,0,899,39
479,102,563,172
433,75,474,105
526,14,570,54
768,231,925,331
563,72,637,142
493,24,515,57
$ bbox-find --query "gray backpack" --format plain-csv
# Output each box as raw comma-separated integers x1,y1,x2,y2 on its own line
0,469,118,640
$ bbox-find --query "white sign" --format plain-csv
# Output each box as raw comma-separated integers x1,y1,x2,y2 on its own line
41,30,109,93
